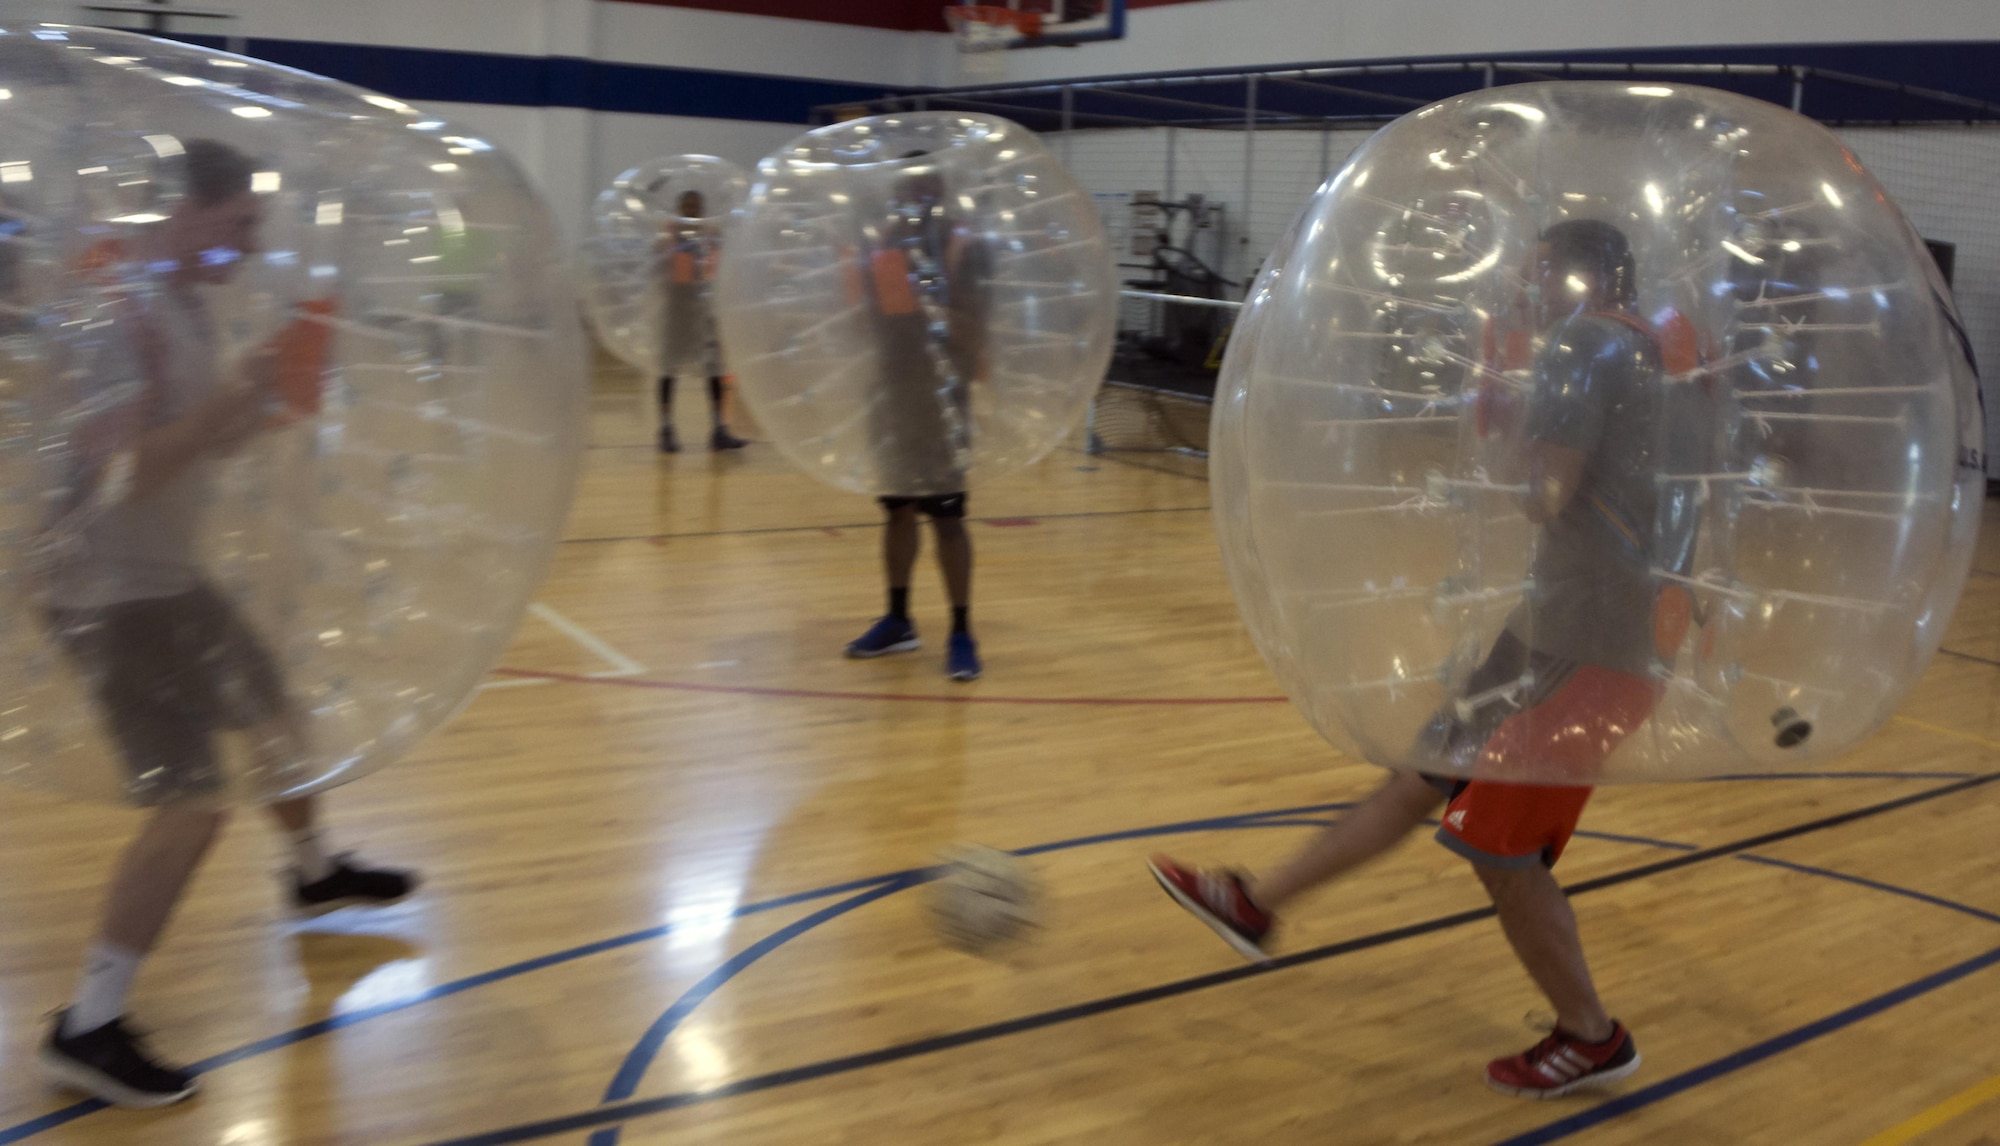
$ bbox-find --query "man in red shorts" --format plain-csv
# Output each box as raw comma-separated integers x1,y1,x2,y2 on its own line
1151,218,1699,1099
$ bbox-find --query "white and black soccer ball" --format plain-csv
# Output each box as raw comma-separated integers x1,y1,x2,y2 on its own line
927,844,1040,955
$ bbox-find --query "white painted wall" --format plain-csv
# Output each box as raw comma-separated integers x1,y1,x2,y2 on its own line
592,2,930,84
997,0,2000,83
415,102,799,247
61,0,917,244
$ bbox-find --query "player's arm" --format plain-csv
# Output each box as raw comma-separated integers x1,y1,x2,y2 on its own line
77,330,279,505
1521,442,1587,523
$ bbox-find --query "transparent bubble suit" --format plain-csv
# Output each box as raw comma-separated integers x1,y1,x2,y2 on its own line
0,25,587,805
1214,83,1982,783
579,154,747,377
716,113,1115,496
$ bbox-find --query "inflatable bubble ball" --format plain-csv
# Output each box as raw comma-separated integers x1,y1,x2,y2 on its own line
0,23,586,805
716,112,1115,497
1214,82,1982,783
580,154,747,377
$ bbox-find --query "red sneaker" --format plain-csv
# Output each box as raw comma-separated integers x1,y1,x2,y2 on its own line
1146,855,1273,962
1486,1022,1641,1098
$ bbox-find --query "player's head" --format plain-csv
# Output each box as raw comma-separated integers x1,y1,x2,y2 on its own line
676,189,705,219
162,138,261,284
889,149,945,214
1534,218,1636,321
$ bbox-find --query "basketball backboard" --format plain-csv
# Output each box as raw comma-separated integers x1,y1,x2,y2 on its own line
947,0,1126,49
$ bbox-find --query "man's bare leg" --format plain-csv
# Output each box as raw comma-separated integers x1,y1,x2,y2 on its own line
98,805,231,957
1248,770,1445,910
1149,770,1446,960
1476,862,1613,1041
61,804,230,1039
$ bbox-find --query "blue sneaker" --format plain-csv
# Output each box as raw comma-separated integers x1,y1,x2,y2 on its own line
946,631,982,681
846,616,920,658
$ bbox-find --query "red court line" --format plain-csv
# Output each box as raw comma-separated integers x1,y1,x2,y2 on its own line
488,667,1289,707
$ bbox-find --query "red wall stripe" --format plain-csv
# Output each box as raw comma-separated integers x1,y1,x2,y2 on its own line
603,0,1216,33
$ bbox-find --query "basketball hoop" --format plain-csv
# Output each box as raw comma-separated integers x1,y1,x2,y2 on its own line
946,4,1041,78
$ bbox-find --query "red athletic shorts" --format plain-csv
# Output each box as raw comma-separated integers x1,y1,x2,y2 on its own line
1427,637,1662,869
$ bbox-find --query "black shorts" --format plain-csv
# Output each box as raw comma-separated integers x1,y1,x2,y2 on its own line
50,585,287,806
878,493,967,519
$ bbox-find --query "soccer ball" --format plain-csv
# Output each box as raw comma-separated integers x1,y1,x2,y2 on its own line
927,845,1039,955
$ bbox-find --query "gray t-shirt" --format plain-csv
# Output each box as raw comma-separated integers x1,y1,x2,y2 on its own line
868,210,991,496
53,290,218,608
660,226,718,370
1505,311,1678,675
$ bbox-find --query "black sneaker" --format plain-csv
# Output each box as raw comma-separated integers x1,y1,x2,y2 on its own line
710,426,747,450
293,856,419,916
40,1011,198,1108
659,425,680,453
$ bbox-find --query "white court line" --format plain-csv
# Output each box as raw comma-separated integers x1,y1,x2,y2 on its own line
476,602,644,692
478,676,555,691
527,602,644,677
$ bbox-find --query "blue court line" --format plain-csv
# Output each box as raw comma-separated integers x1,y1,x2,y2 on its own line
1563,828,1698,851
1735,854,2000,925
0,776,1949,1144
426,855,1998,1146
1703,770,1978,782
1492,857,2000,1145
1938,647,2000,669
1491,947,2000,1145
0,873,912,1144
586,877,920,1145
582,807,1698,1144
418,771,2000,1146
417,902,1516,1146
0,798,1381,1143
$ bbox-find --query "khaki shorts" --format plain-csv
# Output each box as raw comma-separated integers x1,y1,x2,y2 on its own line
51,584,286,805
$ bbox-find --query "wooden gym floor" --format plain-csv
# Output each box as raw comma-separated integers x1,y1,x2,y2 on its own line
2,361,1999,1145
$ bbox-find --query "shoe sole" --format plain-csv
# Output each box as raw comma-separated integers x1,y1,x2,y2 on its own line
1147,861,1271,964
1485,1052,1643,1099
846,638,921,659
293,890,414,918
948,666,981,681
38,1047,198,1108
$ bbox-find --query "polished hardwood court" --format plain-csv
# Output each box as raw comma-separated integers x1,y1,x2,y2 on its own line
2,362,1998,1146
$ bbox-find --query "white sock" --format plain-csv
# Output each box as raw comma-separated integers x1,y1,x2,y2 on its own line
290,828,336,883
64,943,144,1035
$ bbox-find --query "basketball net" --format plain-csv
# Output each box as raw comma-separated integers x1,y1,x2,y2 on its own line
946,4,1041,80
